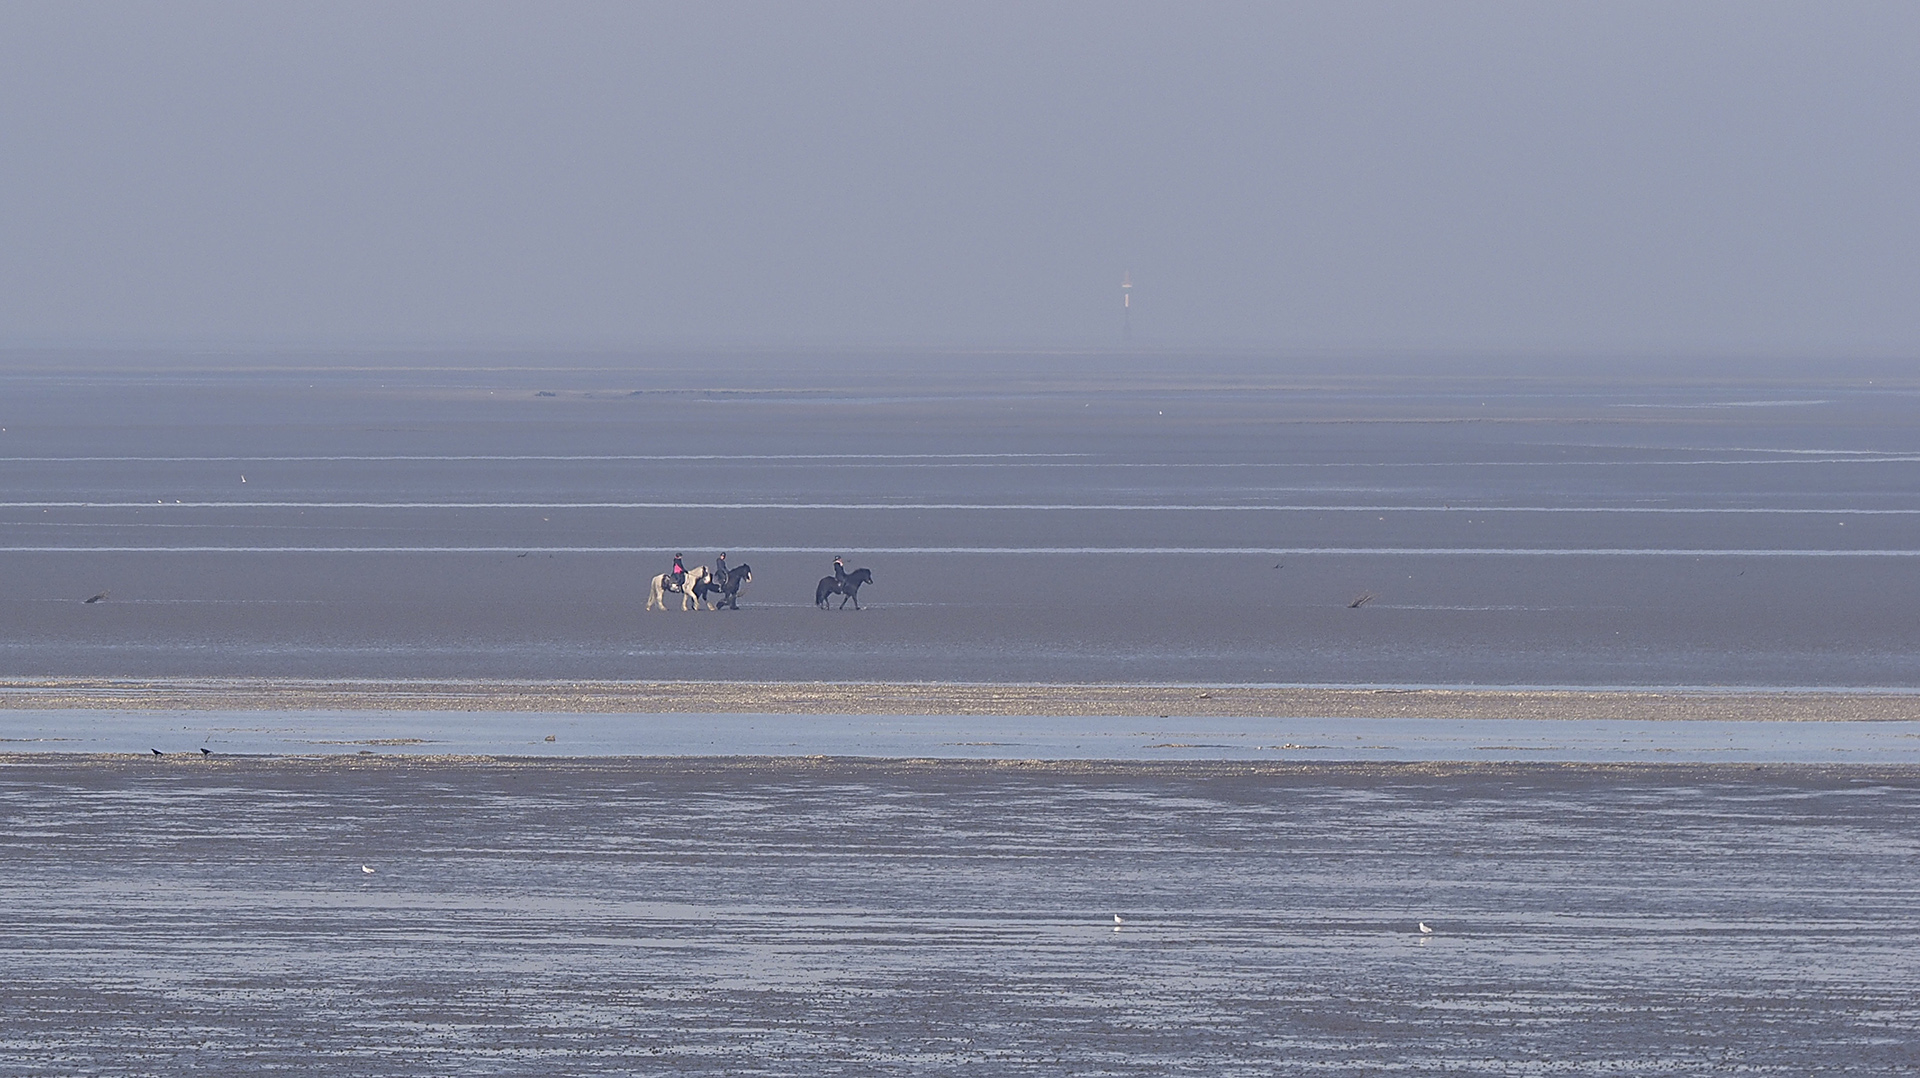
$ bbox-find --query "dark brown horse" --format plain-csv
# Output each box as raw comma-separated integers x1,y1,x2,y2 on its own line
693,564,752,610
815,567,871,609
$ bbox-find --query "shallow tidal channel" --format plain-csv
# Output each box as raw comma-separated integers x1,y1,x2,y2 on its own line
10,709,1920,764
1,755,1915,1075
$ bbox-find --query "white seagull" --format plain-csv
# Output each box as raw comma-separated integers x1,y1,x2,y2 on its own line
361,865,375,874
1418,922,1434,934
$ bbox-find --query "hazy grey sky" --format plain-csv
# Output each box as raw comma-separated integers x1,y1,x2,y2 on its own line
2,1,1916,355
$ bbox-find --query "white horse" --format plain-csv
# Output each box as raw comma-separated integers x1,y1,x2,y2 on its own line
647,566,713,611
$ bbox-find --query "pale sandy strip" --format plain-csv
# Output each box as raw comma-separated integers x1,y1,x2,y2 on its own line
6,755,1916,781
1,679,1918,722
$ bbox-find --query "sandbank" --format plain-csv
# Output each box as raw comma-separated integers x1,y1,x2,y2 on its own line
3,678,1918,721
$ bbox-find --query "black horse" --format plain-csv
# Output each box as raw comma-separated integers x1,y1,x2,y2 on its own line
694,564,752,610
815,567,872,609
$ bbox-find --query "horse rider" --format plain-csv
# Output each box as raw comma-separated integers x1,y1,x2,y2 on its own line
670,553,687,592
833,556,847,582
714,551,729,583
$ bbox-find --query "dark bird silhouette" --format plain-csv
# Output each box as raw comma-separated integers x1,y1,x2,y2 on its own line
151,748,163,756
200,747,211,755
1349,592,1375,608
83,591,108,604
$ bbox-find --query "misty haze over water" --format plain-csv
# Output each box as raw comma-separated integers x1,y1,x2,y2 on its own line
4,3,1917,356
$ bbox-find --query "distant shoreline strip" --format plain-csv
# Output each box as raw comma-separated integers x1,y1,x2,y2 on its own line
4,545,1919,556
7,678,1920,722
9,501,1920,514
0,453,1090,462
7,456,1920,467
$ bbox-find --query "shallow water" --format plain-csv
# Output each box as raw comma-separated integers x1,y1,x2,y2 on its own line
5,353,1920,684
8,709,1920,764
1,757,1915,1075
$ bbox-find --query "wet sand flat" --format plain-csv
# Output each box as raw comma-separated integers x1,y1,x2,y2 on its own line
2,755,1915,1075
7,355,1920,1073
6,353,1920,685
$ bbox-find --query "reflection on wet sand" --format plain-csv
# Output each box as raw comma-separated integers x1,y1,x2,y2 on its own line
2,756,1915,1074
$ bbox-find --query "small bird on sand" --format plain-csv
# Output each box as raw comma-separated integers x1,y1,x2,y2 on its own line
83,591,108,604
1112,914,1125,929
200,747,211,756
150,748,163,756
361,865,375,874
1419,922,1434,934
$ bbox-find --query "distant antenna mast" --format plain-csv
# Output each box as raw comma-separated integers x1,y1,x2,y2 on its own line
1121,271,1133,342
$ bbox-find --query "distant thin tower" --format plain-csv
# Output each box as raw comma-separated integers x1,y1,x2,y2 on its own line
1121,271,1133,342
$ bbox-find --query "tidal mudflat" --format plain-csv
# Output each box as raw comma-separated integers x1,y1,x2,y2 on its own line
7,354,1920,685
7,354,1920,1073
1,756,1915,1075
